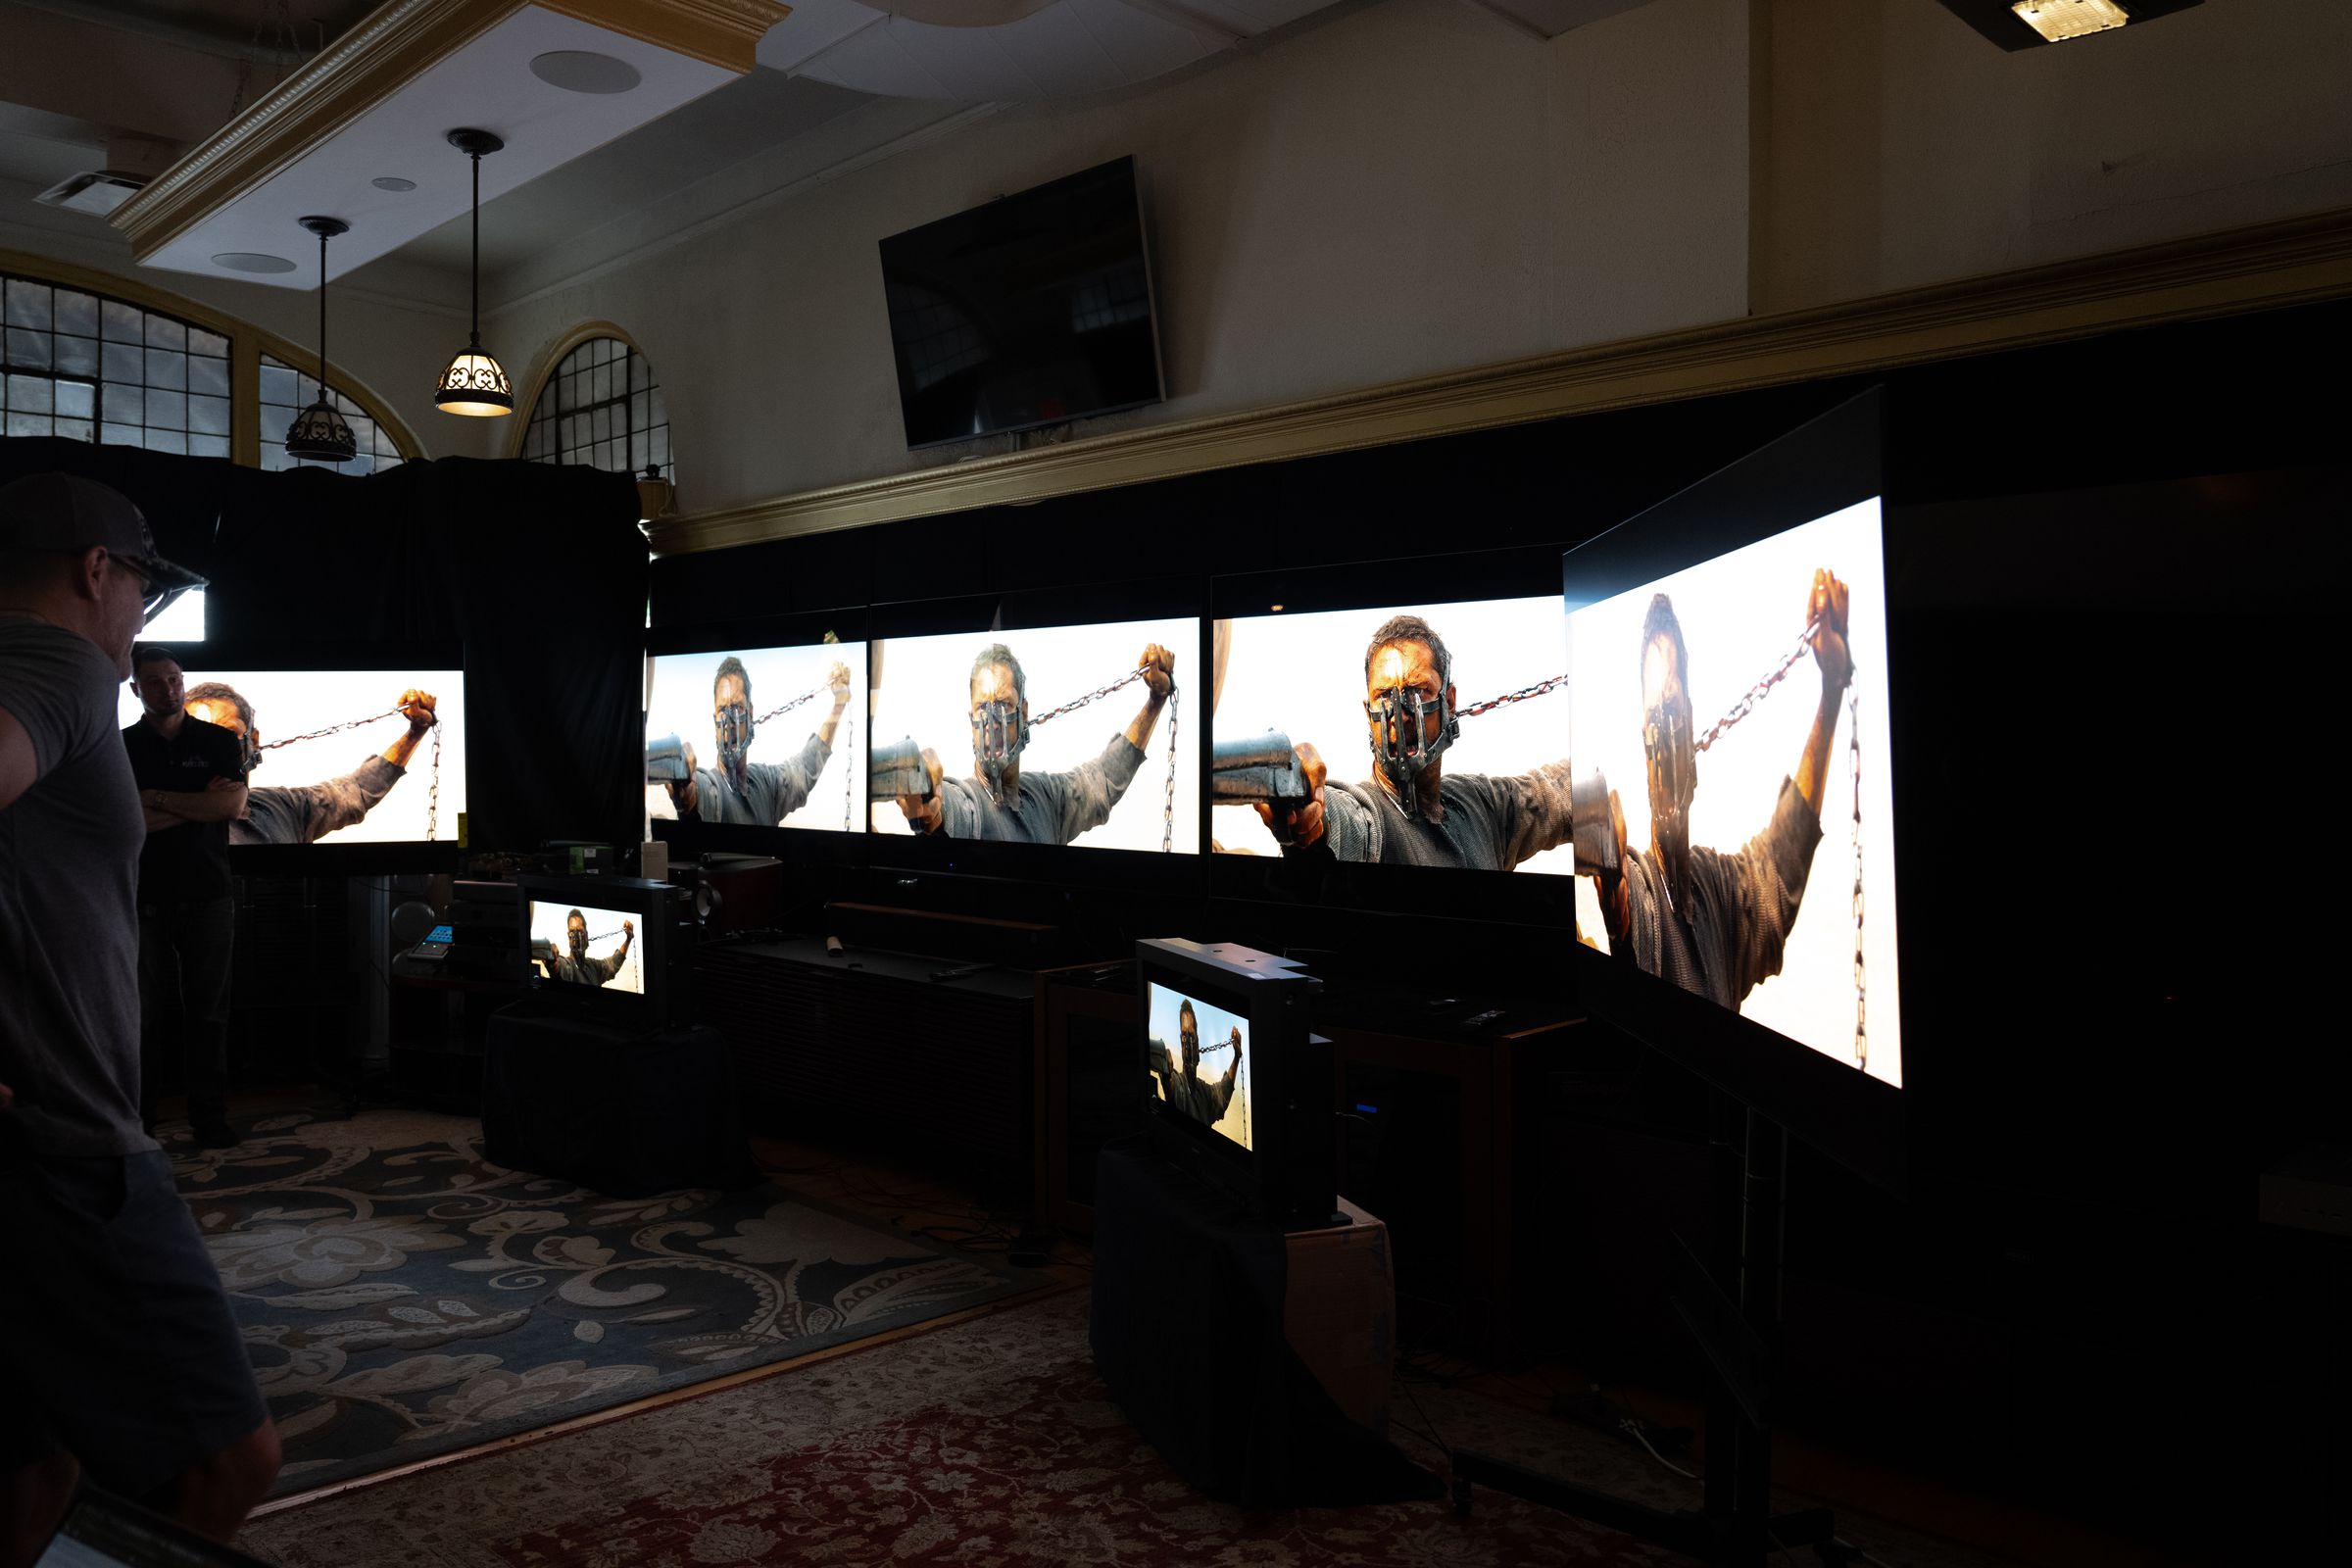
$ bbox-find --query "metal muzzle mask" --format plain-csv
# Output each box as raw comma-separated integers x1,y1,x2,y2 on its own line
567,926,588,960
1365,685,1457,807
714,702,755,776
971,698,1028,802
1643,701,1695,908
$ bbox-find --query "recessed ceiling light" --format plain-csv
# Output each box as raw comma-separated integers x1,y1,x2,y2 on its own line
371,175,417,192
529,50,641,94
212,252,297,273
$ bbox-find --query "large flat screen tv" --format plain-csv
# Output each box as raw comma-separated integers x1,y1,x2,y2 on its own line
867,602,1199,864
1205,547,1581,934
879,156,1163,448
1562,390,1905,1190
120,642,466,872
645,612,866,858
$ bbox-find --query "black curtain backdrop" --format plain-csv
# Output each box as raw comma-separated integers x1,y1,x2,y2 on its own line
0,438,646,853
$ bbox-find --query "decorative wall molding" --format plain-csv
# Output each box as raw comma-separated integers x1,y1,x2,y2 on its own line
542,0,794,71
649,205,2352,557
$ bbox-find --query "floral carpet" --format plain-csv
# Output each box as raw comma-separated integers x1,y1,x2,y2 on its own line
168,1106,1028,1497
241,1292,2010,1568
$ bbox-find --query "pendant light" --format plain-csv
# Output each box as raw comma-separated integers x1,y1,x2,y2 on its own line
284,215,357,463
433,127,513,416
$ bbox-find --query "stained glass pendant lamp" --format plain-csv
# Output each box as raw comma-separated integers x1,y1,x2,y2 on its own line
284,216,357,463
433,127,513,416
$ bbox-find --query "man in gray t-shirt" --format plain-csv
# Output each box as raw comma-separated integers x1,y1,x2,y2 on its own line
1,472,278,1545
183,683,439,845
893,640,1176,846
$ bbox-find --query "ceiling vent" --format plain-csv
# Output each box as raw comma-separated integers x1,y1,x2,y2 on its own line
33,170,150,216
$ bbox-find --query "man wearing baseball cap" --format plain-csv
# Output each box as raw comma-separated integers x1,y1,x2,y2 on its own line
0,473,278,1557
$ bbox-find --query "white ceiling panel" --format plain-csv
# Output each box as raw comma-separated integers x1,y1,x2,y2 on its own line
1472,0,1661,40
132,5,738,286
755,0,891,75
888,20,1047,102
1064,0,1220,85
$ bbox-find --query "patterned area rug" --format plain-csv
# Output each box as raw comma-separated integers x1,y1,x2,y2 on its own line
240,1292,2013,1568
167,1106,1029,1498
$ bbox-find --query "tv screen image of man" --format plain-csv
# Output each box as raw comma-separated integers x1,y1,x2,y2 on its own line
870,615,1199,852
526,902,643,993
1145,985,1251,1152
115,668,466,846
644,644,865,830
1565,498,1903,1085
1212,596,1575,872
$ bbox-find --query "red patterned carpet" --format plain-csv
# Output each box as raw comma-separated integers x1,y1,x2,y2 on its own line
241,1292,2005,1568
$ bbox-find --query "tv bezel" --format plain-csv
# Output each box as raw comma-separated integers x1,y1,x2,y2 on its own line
1206,544,1582,932
1560,388,1906,1194
514,873,679,1022
127,637,467,875
645,607,872,868
879,153,1165,451
1135,937,1330,1229
863,575,1207,894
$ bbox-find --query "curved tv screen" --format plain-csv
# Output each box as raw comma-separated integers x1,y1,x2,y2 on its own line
1210,596,1572,873
645,642,866,834
1565,496,1902,1087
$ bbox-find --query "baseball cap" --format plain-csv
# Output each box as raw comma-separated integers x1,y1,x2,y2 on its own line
0,472,208,602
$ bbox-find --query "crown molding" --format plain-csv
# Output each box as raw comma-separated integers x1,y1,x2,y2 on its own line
649,205,2352,557
109,0,790,266
540,1,793,72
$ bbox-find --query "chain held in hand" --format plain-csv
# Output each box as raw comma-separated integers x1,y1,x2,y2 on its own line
1030,664,1181,853
758,681,833,726
258,705,440,842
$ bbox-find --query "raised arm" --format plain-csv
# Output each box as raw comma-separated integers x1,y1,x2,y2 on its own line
816,660,852,751
382,689,437,770
1792,569,1853,815
1122,644,1176,752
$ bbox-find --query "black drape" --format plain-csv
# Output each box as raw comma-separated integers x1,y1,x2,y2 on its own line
1,438,646,853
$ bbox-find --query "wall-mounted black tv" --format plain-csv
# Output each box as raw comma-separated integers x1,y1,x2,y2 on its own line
879,155,1163,449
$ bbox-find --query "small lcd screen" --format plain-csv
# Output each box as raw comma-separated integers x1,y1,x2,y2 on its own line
646,642,866,832
868,615,1199,853
1145,981,1252,1152
1565,497,1903,1086
525,900,645,994
119,665,466,846
1211,596,1571,873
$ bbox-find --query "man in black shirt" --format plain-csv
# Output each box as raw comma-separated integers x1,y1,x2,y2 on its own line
122,648,246,1147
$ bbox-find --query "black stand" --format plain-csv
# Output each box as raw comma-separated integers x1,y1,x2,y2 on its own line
1449,1098,1837,1567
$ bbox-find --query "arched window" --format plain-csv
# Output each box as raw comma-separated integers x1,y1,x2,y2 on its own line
3,270,232,456
519,334,671,480
259,353,407,474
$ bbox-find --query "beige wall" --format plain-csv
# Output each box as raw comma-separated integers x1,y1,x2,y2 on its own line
483,0,2352,517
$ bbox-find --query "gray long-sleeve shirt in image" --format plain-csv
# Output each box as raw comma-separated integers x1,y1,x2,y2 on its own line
933,734,1147,845
1305,760,1576,871
684,733,831,826
1613,775,1825,1011
233,754,405,845
550,949,627,987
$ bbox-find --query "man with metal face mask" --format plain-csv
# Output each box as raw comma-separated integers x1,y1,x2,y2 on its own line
538,908,634,987
665,656,851,825
1254,615,1575,869
182,682,437,846
895,640,1174,844
1146,999,1243,1133
1590,573,1851,1010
